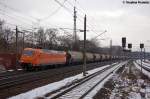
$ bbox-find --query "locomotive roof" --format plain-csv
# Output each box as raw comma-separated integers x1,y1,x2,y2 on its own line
42,49,66,54
24,48,66,54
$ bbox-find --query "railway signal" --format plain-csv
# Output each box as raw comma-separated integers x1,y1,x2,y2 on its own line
140,43,144,49
122,37,126,60
128,43,132,52
140,43,144,73
128,43,132,49
122,37,126,49
144,48,146,61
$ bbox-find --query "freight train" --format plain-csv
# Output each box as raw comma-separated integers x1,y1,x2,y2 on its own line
20,48,121,70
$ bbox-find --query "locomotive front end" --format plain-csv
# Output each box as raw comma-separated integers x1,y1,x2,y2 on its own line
20,48,35,69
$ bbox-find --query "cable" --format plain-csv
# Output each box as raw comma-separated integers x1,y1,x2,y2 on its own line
75,1,105,32
0,11,31,26
4,22,33,30
40,0,68,21
65,0,105,37
54,0,73,16
59,0,95,34
0,1,36,22
66,1,96,27
0,10,33,27
0,12,33,30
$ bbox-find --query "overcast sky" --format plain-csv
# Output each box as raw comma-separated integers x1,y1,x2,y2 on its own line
0,0,150,51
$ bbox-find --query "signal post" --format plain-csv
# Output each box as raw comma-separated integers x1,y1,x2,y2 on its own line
83,15,87,76
140,43,144,73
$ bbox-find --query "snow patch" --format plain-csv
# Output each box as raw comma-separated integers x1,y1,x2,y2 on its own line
134,62,150,78
83,62,127,99
9,63,120,99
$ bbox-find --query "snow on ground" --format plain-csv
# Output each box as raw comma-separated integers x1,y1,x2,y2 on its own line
144,60,150,64
136,60,150,68
84,74,114,99
9,62,119,99
0,65,6,73
136,60,150,69
109,61,150,99
134,61,150,78
53,62,128,99
7,69,14,72
83,62,127,99
142,62,150,68
92,61,150,99
110,62,150,99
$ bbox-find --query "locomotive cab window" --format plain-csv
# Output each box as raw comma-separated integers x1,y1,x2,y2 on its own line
23,50,34,56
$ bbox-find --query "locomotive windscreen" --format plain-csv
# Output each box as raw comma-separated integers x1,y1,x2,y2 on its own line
23,50,34,56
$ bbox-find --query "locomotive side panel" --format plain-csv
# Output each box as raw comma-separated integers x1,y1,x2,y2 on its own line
34,49,66,66
20,48,66,69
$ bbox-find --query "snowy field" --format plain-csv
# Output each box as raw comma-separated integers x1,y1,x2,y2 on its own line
94,61,150,99
136,60,150,70
83,62,127,99
9,62,127,99
52,61,127,99
109,67,150,99
134,61,150,78
0,65,6,72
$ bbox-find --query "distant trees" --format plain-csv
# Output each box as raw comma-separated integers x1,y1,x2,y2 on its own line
0,20,15,52
0,19,102,53
57,34,73,50
45,28,58,49
0,20,6,51
35,28,45,48
0,18,124,56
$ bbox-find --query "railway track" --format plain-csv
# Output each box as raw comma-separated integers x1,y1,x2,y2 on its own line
41,62,127,99
0,61,113,79
135,61,150,72
0,70,26,79
0,62,99,80
0,61,117,90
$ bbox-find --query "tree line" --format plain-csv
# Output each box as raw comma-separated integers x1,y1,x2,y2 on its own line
0,19,102,54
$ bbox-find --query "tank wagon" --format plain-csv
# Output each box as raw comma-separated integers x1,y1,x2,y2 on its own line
100,54,106,61
66,51,83,64
86,53,94,63
20,48,120,70
94,54,101,62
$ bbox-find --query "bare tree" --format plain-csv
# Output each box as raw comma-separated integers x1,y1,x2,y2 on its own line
0,20,4,40
57,33,74,50
0,20,8,52
34,27,46,48
45,28,58,49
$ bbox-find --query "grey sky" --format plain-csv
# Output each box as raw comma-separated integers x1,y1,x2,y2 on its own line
0,0,150,51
